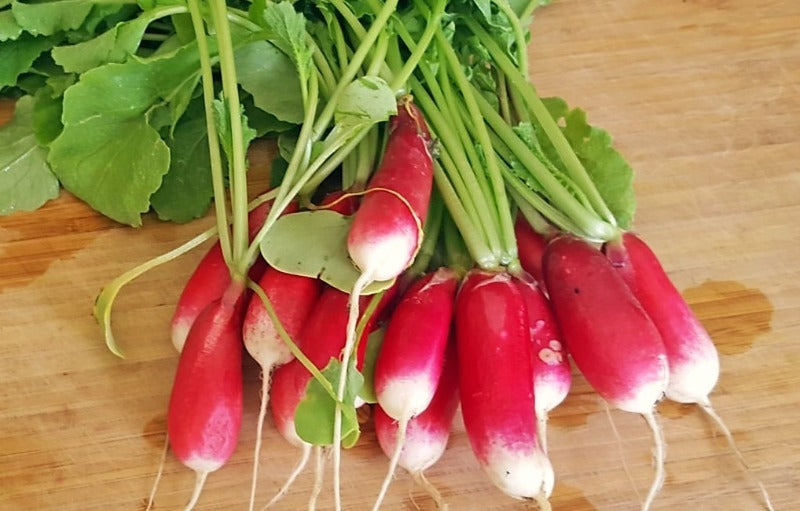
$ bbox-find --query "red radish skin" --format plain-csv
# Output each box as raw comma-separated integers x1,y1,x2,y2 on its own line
337,100,435,510
374,339,460,509
605,232,775,510
347,99,434,282
371,268,458,509
543,235,668,511
515,215,551,290
455,270,553,507
604,232,719,405
265,285,396,507
171,201,297,351
167,281,245,510
514,276,571,453
243,267,321,511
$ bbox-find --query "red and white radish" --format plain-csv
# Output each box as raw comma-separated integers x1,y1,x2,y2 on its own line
243,267,321,511
513,276,571,453
371,267,458,509
167,281,245,510
374,337,460,509
335,99,435,509
605,232,774,510
171,201,290,351
266,284,396,507
455,269,553,509
543,235,668,511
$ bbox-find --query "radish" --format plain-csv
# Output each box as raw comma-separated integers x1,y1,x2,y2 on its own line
171,201,296,351
543,235,668,511
243,267,321,511
514,214,554,291
371,267,459,509
513,276,571,454
374,337,460,509
605,232,774,510
266,284,396,507
167,281,245,510
336,99,435,510
455,269,553,509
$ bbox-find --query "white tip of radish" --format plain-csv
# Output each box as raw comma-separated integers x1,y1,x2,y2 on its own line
244,316,292,368
349,230,416,282
172,320,191,352
483,445,554,501
665,347,720,404
182,455,224,475
612,356,669,414
534,373,571,417
378,377,437,421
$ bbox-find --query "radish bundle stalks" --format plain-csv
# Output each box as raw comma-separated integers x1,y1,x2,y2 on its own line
543,235,669,511
244,268,322,511
374,338,460,510
337,99,435,509
513,276,571,454
605,232,775,510
371,268,459,509
455,270,554,509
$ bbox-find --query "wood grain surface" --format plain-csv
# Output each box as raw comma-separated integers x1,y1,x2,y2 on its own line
1,1,799,510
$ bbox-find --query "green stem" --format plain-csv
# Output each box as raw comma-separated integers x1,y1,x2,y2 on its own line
491,0,529,79
404,190,444,282
467,19,618,227
407,75,499,262
209,0,249,278
442,212,474,276
472,87,616,240
187,0,231,268
388,0,447,91
436,29,518,265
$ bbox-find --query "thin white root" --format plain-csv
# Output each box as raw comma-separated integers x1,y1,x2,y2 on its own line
537,413,549,456
604,402,641,502
183,470,209,511
641,411,666,511
261,443,312,510
699,401,775,511
372,418,409,511
250,372,274,511
412,472,447,510
333,270,373,511
144,434,169,511
308,446,327,511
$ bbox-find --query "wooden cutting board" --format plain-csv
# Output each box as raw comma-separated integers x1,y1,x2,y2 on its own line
1,1,798,509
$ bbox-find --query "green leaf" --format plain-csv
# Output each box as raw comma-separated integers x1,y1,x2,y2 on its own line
0,10,22,42
358,328,386,404
150,107,212,223
234,40,304,124
212,97,257,170
334,76,397,127
11,0,93,37
260,210,395,294
0,33,57,88
0,95,59,215
242,93,295,137
51,12,156,73
48,44,205,225
543,97,636,229
261,1,312,79
32,86,62,146
294,358,363,448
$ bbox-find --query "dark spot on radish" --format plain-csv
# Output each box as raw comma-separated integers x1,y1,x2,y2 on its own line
681,280,773,356
142,414,167,449
573,288,580,294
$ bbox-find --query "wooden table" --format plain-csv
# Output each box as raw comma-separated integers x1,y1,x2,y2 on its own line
1,1,798,509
